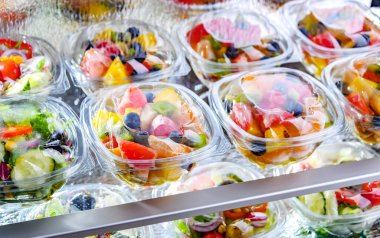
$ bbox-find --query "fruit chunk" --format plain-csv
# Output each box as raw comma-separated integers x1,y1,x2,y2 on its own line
151,115,181,137
148,135,193,158
312,32,340,49
347,93,373,115
119,140,157,160
118,86,147,114
103,57,129,85
80,48,112,77
187,24,210,48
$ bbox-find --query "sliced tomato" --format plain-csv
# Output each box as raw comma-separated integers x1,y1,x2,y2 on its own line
202,232,223,238
253,203,268,213
362,181,380,192
187,24,210,48
224,209,248,219
119,140,157,160
0,126,33,138
335,191,358,206
0,59,21,81
346,93,373,115
361,192,380,206
17,41,33,59
0,38,17,52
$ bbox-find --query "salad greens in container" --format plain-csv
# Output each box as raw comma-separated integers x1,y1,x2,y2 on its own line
0,97,88,203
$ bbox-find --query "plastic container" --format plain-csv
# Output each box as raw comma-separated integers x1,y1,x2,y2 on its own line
164,0,240,19
177,9,294,87
322,52,380,148
166,161,287,238
23,184,153,237
287,142,380,237
281,0,380,78
0,34,68,97
0,96,88,203
63,19,189,95
81,82,227,188
209,68,345,169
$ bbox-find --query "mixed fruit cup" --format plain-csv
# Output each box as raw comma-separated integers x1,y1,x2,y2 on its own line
179,10,291,87
0,99,79,202
0,38,55,96
289,142,380,237
84,83,222,188
172,162,285,238
283,0,380,78
210,69,343,169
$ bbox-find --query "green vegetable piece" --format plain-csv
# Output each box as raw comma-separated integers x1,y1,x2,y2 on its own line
152,101,177,116
340,207,362,215
44,199,66,217
0,104,40,126
174,220,191,236
323,191,338,216
14,41,21,49
227,173,243,183
302,192,326,215
206,35,221,51
36,58,46,71
30,113,52,140
193,213,216,223
110,31,117,43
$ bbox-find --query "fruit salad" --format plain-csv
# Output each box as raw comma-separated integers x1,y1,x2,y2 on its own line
66,20,185,94
323,52,380,146
178,9,292,87
282,0,380,78
210,68,344,169
289,142,380,237
0,98,82,202
82,83,224,188
27,184,149,238
171,162,286,238
0,38,56,96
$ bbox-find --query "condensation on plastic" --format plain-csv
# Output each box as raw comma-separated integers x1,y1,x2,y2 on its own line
286,142,380,237
80,82,229,188
0,33,69,98
0,96,92,202
177,9,294,87
209,68,345,169
165,160,288,238
322,52,380,148
63,19,190,95
281,0,380,77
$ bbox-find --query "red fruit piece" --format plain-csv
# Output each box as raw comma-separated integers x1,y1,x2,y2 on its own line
151,115,181,137
312,32,340,49
0,59,21,81
96,41,121,57
187,24,210,48
231,103,254,132
118,86,147,114
119,140,157,160
257,110,294,129
232,53,248,63
80,48,112,77
346,93,373,115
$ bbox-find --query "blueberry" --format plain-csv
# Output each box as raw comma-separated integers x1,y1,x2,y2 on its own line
218,180,236,186
85,40,95,51
285,98,304,117
299,27,309,37
372,117,380,128
169,131,183,143
124,112,141,129
133,130,149,146
127,27,140,39
354,34,370,48
145,92,155,103
260,56,272,60
150,67,161,72
267,41,281,54
110,54,127,64
130,42,146,63
134,51,147,63
70,193,96,211
223,99,233,114
272,82,288,94
226,47,239,59
250,141,266,156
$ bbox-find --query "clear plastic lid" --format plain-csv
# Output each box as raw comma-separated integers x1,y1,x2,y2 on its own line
210,68,345,147
0,96,90,202
81,82,227,187
282,0,380,55
288,142,380,224
168,162,287,238
24,184,152,237
63,19,189,95
166,0,239,11
178,9,293,68
0,34,68,97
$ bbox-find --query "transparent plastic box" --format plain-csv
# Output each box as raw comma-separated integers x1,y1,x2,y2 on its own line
281,0,380,78
0,96,89,203
209,68,345,169
177,9,294,87
322,52,380,148
287,142,380,237
63,19,189,95
0,33,69,97
81,82,228,189
166,161,287,238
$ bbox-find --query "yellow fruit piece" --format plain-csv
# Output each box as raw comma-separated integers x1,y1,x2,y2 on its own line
85,2,109,17
111,148,122,157
137,33,157,49
95,29,114,41
153,88,181,103
92,110,122,130
349,76,376,104
103,57,130,85
148,135,193,158
370,92,380,115
9,56,24,65
5,140,17,152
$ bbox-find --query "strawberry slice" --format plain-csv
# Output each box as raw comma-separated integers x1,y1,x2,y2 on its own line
118,86,147,114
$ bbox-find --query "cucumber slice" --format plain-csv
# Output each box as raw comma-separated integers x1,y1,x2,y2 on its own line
303,192,326,215
11,149,54,182
5,77,30,95
324,190,339,216
0,104,40,125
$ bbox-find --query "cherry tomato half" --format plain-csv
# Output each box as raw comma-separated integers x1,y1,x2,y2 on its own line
0,126,33,138
0,59,21,81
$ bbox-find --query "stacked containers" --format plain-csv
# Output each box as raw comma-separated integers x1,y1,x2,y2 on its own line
63,19,189,95
322,52,380,147
177,9,294,87
288,142,380,237
168,161,287,238
281,0,380,78
210,68,345,169
81,82,227,188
